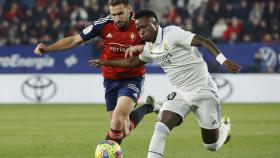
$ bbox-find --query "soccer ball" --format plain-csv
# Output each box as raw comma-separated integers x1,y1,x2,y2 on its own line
95,140,123,158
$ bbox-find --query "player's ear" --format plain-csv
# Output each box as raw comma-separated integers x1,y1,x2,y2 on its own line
155,22,159,27
125,4,132,12
152,19,159,28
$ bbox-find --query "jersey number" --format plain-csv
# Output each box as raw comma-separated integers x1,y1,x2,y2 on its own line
167,92,177,100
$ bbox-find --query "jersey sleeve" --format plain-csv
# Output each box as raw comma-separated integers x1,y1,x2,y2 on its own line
80,22,103,41
168,26,196,46
139,44,153,63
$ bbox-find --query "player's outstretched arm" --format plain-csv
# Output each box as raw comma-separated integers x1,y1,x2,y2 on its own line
124,45,144,58
191,35,241,73
89,56,146,68
34,35,84,55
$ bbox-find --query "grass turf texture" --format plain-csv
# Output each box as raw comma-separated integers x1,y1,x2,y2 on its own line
0,104,280,158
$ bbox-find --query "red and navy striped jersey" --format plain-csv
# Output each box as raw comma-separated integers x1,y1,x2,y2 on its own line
80,15,145,80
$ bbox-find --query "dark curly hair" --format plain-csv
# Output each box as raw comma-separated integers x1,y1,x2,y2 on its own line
135,10,158,22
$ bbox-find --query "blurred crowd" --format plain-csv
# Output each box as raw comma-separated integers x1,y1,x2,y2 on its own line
147,0,280,44
0,0,110,46
0,0,279,46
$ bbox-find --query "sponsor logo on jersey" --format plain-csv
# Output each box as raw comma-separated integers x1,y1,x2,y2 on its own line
155,53,173,67
109,43,131,54
106,33,113,38
133,93,138,98
83,25,93,34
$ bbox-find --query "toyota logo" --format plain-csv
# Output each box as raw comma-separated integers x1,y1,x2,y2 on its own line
212,75,233,101
21,75,57,103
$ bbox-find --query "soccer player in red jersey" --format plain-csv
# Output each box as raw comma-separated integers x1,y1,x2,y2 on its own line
34,0,160,145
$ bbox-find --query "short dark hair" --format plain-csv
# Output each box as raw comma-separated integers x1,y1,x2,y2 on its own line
135,10,158,22
108,0,129,6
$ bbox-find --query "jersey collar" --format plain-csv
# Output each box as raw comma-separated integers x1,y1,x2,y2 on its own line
154,26,163,45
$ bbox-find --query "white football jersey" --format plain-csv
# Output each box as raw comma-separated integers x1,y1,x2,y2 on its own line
139,26,218,93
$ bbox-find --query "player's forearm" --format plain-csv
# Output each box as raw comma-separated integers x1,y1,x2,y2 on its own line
101,59,136,68
206,43,221,58
44,36,83,53
200,36,221,57
200,37,229,65
192,35,227,65
133,45,144,52
192,35,221,57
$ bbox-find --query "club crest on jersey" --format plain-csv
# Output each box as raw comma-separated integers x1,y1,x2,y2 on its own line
83,25,93,35
164,43,169,51
129,32,136,41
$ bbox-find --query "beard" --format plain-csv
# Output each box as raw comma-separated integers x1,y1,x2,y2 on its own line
115,21,128,29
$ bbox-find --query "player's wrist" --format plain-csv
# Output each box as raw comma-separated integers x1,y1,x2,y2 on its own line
99,60,106,66
41,51,48,54
216,53,227,65
137,45,144,51
40,46,49,54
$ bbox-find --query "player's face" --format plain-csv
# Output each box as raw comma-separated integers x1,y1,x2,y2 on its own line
109,4,131,29
136,17,158,42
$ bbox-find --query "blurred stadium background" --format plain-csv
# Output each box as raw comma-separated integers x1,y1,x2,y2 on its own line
0,0,279,158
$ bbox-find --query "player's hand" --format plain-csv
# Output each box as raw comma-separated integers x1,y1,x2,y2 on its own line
34,43,47,55
125,45,144,58
125,46,137,58
223,60,241,73
89,59,103,67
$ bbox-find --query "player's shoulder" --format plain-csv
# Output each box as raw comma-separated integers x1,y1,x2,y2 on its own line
162,25,183,42
163,25,194,41
93,15,114,26
163,25,185,35
81,15,113,39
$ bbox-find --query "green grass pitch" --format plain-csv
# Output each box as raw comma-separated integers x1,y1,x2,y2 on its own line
0,104,280,158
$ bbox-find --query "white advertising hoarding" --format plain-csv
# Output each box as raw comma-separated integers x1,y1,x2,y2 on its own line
0,74,279,104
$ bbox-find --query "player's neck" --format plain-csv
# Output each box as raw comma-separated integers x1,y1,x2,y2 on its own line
151,32,158,43
115,21,130,31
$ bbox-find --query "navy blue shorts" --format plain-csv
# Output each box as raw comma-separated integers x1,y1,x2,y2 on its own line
103,76,144,112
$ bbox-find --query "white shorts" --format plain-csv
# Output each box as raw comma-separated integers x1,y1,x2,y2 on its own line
158,89,221,129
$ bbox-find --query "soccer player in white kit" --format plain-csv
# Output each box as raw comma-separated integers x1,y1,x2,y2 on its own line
89,10,241,158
